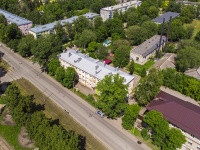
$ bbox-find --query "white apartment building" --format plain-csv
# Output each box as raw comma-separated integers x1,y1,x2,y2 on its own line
100,0,142,21
58,49,134,94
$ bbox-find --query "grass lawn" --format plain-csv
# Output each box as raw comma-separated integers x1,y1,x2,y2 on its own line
134,60,155,76
184,19,200,38
14,78,106,150
0,113,29,150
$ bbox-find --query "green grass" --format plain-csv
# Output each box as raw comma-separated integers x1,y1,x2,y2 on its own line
129,128,160,150
134,60,155,76
184,19,200,38
0,120,29,150
14,78,107,150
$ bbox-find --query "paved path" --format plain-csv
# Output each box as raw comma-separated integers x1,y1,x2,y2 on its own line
0,136,14,150
0,44,151,150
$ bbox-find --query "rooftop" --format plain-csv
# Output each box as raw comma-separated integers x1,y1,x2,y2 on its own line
101,0,142,11
29,12,99,34
0,9,32,26
152,12,180,24
59,49,134,85
131,35,166,57
147,91,200,139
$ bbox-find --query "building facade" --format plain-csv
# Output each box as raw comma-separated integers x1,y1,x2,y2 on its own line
29,13,99,39
0,9,32,35
58,49,134,94
147,91,200,150
100,0,142,21
130,35,166,65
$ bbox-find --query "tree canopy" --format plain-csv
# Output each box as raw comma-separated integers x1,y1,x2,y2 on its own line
96,74,128,119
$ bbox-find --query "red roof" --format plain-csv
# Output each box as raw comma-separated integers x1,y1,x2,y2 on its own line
104,59,112,64
147,91,200,139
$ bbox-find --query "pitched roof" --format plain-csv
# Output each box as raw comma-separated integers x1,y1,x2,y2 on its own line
147,91,200,139
152,12,179,24
59,49,134,85
0,9,32,26
131,35,166,57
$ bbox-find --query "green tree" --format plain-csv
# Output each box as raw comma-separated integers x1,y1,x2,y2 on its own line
17,35,35,57
195,31,200,41
122,104,140,130
55,66,65,83
96,74,128,119
87,41,98,53
143,110,169,146
74,16,91,33
63,67,76,89
113,45,131,67
111,39,130,54
147,6,159,19
47,59,60,76
128,60,135,75
95,45,108,60
135,69,163,105
126,25,148,45
163,128,186,150
0,14,7,25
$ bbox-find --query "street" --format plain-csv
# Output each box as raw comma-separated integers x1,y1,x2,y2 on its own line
0,44,150,150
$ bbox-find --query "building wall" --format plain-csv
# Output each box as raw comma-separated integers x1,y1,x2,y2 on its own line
59,57,134,94
130,50,156,65
169,124,200,150
18,22,33,35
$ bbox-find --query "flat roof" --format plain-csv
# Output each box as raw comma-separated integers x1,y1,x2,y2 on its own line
131,35,166,57
147,91,200,139
0,9,32,26
101,0,142,11
29,12,99,34
152,12,179,24
59,49,134,85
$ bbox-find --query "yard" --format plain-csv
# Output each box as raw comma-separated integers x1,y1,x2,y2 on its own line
134,60,155,76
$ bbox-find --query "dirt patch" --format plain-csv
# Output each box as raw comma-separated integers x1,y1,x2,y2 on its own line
18,127,35,149
1,109,15,126
0,136,14,150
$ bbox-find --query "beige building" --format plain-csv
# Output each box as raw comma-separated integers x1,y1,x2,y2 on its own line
130,35,166,65
58,49,134,94
100,0,142,21
147,91,200,150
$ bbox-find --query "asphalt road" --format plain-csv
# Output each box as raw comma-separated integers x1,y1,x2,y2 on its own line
0,45,149,150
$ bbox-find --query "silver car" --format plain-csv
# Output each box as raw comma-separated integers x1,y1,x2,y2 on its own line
96,110,104,118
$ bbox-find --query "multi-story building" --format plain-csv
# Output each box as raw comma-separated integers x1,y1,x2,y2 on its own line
147,91,200,150
58,49,134,94
0,9,32,35
100,0,142,21
29,12,99,39
130,35,166,65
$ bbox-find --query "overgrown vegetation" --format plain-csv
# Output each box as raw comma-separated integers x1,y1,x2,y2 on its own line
1,83,81,150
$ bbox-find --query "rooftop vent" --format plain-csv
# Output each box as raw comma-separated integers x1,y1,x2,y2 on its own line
95,65,99,70
68,52,72,57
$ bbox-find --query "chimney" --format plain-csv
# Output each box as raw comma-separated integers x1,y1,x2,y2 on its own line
95,65,99,70
63,49,66,53
68,52,72,57
116,67,119,71
103,61,106,67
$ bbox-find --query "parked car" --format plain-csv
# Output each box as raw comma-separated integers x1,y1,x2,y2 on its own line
96,110,104,118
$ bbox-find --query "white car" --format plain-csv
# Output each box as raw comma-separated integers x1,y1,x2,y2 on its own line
96,110,104,118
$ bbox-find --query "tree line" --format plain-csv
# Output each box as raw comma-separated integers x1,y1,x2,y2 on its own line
1,83,82,150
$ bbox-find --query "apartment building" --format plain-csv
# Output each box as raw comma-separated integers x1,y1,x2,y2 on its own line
100,0,142,21
147,91,200,150
130,35,166,65
0,9,32,35
29,12,99,39
58,49,134,94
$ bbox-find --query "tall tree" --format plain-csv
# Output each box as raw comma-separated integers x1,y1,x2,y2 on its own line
122,104,140,130
113,45,131,68
95,45,108,60
96,74,128,119
47,59,60,76
63,67,76,89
